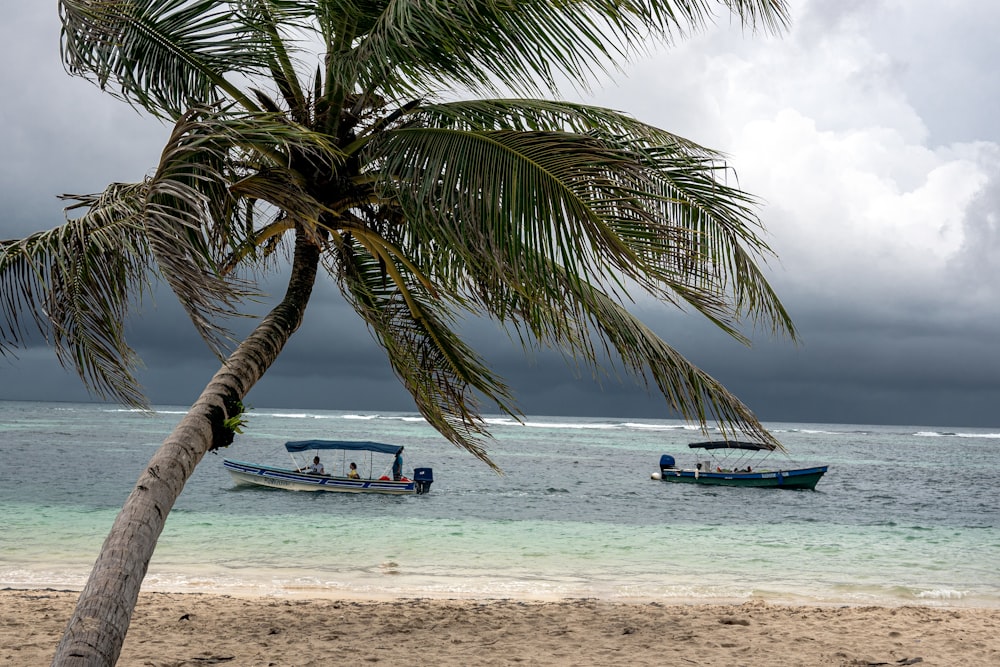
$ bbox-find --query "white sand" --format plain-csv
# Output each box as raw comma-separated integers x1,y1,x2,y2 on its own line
4,590,999,666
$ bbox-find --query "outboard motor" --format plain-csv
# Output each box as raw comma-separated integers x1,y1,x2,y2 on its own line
413,467,434,494
659,454,677,473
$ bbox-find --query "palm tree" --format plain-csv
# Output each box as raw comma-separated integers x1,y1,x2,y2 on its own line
0,1,792,664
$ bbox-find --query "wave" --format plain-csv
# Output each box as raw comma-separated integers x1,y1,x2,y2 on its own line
483,418,613,430
484,418,703,431
915,588,969,600
251,412,339,420
621,422,701,432
788,428,850,435
104,408,188,415
770,427,879,436
914,431,1000,439
111,404,998,439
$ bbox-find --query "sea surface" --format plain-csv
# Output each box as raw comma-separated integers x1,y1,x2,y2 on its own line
1,400,998,607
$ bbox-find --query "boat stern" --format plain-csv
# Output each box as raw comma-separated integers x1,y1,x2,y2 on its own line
414,467,434,494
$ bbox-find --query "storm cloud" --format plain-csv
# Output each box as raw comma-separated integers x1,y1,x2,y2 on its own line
2,1,998,428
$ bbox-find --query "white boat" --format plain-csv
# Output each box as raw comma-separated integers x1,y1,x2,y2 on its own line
223,440,433,494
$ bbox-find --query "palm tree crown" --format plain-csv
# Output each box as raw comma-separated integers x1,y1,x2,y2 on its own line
4,0,794,464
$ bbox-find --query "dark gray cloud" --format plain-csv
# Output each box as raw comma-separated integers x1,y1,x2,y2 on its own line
2,2,998,428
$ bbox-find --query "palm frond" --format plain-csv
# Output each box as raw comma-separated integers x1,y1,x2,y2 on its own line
634,142,796,337
59,0,269,116
369,116,793,340
334,0,787,98
581,282,783,448
145,108,257,354
240,1,315,121
329,231,518,469
0,184,154,408
465,258,783,449
405,98,708,150
217,215,295,276
360,101,795,441
145,104,349,350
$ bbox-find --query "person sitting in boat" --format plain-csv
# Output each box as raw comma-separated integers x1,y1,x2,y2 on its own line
300,456,324,475
348,462,360,479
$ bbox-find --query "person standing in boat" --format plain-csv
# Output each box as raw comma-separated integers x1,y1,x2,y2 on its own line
392,447,404,481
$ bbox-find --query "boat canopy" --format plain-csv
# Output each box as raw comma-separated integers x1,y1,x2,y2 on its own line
285,440,403,455
688,440,777,452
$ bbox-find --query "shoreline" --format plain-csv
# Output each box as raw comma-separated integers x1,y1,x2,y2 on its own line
5,585,998,609
5,589,999,666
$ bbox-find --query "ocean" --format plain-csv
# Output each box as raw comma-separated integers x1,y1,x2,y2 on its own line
1,400,997,607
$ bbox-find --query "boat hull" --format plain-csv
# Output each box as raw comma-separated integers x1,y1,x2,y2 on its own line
655,466,828,490
223,459,420,494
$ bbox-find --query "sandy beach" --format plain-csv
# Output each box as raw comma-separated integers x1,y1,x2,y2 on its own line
3,590,999,666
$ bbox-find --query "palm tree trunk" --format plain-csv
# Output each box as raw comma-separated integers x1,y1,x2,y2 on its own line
51,230,321,666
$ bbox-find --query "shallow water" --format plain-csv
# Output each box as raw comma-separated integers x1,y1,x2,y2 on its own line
1,401,997,606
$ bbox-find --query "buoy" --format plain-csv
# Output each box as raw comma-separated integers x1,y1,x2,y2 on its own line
651,472,661,480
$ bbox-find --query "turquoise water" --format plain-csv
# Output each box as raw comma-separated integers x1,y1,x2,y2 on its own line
1,400,997,606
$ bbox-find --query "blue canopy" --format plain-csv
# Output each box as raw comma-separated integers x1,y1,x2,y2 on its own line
285,440,403,455
688,440,777,452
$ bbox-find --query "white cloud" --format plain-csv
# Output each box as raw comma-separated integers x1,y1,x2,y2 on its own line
587,0,1000,321
738,112,989,279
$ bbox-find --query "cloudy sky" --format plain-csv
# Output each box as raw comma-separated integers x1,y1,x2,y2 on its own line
2,1,998,428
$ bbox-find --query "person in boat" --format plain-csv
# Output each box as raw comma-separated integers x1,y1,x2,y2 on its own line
348,462,360,479
300,456,324,474
392,447,404,481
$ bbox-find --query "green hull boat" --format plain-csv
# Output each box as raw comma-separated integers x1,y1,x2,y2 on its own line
652,440,828,490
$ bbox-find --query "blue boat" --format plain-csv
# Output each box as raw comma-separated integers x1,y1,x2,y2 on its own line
651,440,828,490
224,440,433,494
